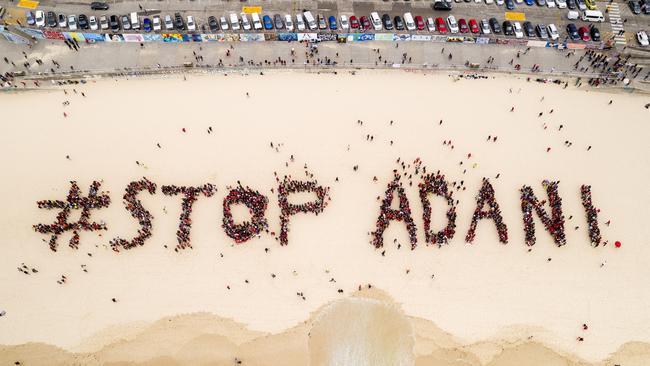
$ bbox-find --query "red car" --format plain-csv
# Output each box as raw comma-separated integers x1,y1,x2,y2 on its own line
469,19,479,34
578,26,591,41
360,16,371,30
435,17,447,33
350,15,359,29
458,18,469,33
415,15,425,30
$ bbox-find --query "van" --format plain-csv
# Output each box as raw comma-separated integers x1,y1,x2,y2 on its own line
403,12,416,31
130,12,140,29
251,12,262,30
370,12,382,30
567,10,579,20
229,13,240,30
581,10,604,22
303,11,317,30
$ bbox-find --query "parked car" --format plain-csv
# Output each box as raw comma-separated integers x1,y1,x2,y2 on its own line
469,18,479,33
26,11,35,26
68,15,78,30
47,11,57,27
447,15,459,33
284,14,293,30
536,23,548,38
505,0,516,9
165,14,174,30
394,15,404,30
458,18,468,33
382,14,393,30
590,26,600,41
489,17,501,33
513,21,523,37
360,16,371,30
207,16,218,31
480,19,491,34
433,0,453,10
578,26,590,40
436,17,447,33
174,13,184,30
318,14,327,29
240,13,251,30
90,2,109,11
142,17,151,32
89,15,98,30
566,23,580,40
427,17,436,32
99,15,109,30
523,21,535,36
547,23,559,40
637,30,649,46
567,0,577,8
577,0,587,10
122,15,131,30
547,0,556,7
536,0,546,6
295,13,305,30
263,15,273,29
370,12,382,30
58,13,67,28
220,16,229,31
503,20,514,36
350,15,359,29
328,15,337,30
629,1,641,14
415,15,425,30
109,15,120,31
78,14,89,29
274,14,284,29
556,0,567,7
339,15,348,30
525,0,535,5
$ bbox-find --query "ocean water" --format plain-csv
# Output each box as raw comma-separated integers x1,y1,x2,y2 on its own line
309,297,415,366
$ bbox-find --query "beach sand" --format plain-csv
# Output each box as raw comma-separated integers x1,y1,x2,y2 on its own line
0,70,648,365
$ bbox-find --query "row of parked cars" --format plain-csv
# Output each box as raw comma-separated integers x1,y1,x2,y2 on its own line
437,0,597,10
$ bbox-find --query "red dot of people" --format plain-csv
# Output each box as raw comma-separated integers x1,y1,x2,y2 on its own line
615,241,621,248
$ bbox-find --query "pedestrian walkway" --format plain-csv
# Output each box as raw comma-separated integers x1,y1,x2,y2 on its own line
606,3,626,46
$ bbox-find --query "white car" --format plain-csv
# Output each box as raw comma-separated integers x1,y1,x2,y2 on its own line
35,10,45,27
547,0,556,7
89,15,98,30
485,0,494,4
152,15,161,31
339,15,349,30
284,14,293,30
251,13,262,30
427,17,436,32
556,0,567,7
496,0,504,5
187,15,196,31
547,23,559,40
447,15,459,33
240,13,251,30
296,13,305,31
637,31,649,46
513,21,524,38
99,15,108,30
229,13,240,30
68,15,77,30
480,19,491,34
220,16,229,30
58,13,67,28
164,15,174,30
370,12,382,31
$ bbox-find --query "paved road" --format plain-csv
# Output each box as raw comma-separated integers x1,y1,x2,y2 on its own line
2,0,648,47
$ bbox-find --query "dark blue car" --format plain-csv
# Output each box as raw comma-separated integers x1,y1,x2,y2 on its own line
505,0,516,9
525,0,535,5
263,15,273,30
328,15,337,30
143,17,151,32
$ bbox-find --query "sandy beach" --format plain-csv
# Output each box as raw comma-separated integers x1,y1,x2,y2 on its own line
0,70,649,365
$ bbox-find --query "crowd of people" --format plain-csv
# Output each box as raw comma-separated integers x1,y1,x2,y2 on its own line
465,178,509,244
371,174,418,250
419,173,457,246
110,178,157,252
33,180,111,252
222,185,269,244
520,181,566,247
162,184,216,250
277,176,330,246
580,185,602,247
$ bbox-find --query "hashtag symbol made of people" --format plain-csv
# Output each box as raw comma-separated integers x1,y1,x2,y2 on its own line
33,181,111,252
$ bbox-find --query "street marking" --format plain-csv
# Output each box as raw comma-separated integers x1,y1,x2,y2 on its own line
607,3,626,46
17,0,39,9
504,12,526,21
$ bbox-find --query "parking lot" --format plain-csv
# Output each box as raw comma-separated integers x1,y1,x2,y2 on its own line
2,0,649,47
